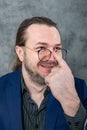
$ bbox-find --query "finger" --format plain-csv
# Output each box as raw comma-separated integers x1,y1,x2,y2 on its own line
54,53,67,67
45,76,50,85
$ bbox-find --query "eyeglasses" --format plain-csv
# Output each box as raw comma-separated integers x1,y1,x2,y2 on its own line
24,46,67,62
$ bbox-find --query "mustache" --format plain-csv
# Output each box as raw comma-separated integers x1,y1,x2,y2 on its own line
38,60,58,66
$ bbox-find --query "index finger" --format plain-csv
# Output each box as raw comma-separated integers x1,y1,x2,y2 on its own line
54,53,68,68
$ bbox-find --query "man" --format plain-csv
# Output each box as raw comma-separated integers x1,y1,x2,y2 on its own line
0,16,87,130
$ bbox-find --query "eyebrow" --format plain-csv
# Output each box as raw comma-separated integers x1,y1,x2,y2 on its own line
36,42,62,46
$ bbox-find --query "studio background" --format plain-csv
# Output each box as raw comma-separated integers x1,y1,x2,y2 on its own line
0,0,87,83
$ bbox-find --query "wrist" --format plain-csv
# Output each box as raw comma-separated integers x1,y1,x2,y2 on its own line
60,96,80,116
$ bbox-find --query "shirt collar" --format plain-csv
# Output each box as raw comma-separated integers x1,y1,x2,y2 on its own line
21,74,50,97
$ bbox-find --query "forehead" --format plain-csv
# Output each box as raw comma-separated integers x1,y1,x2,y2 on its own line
25,24,61,46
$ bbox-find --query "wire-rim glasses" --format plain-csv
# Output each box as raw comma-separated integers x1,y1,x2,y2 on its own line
24,46,67,62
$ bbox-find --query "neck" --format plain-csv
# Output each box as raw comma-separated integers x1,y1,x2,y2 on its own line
22,69,47,108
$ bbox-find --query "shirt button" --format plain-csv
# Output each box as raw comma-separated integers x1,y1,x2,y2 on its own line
35,124,38,129
75,121,79,126
68,121,71,125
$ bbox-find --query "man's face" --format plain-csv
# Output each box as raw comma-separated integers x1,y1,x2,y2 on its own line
20,24,61,85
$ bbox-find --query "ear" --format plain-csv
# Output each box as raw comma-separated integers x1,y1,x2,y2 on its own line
15,46,24,62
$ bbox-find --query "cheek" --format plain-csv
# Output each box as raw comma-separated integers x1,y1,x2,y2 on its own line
24,51,38,61
55,52,63,60
25,52,40,68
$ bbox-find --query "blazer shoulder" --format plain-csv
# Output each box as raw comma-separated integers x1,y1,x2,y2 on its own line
0,68,21,88
74,77,87,89
75,77,86,83
0,68,21,79
74,77,86,88
74,77,87,103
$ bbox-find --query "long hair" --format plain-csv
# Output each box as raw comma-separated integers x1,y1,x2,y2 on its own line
12,16,58,71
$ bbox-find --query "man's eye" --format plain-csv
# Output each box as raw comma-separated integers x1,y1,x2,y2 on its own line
54,47,61,52
38,47,46,51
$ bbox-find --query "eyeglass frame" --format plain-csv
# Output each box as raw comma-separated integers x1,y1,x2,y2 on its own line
22,45,67,61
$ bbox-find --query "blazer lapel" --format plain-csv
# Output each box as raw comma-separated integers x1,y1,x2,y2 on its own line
44,93,68,130
44,93,59,130
6,69,23,130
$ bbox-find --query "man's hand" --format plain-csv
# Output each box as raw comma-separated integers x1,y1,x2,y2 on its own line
45,56,80,117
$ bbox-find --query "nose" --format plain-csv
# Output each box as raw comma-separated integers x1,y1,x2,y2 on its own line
49,51,56,61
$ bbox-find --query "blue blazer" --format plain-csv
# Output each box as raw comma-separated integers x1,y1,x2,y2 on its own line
0,68,87,130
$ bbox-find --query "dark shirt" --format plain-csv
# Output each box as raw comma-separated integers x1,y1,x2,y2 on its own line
21,77,49,130
21,77,87,130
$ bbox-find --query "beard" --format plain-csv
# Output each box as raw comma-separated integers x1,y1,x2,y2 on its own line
24,56,58,86
24,62,46,86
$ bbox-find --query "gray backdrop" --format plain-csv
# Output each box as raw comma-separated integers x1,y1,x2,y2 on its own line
0,0,87,83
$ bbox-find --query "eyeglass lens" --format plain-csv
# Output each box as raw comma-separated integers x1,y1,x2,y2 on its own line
38,49,67,62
